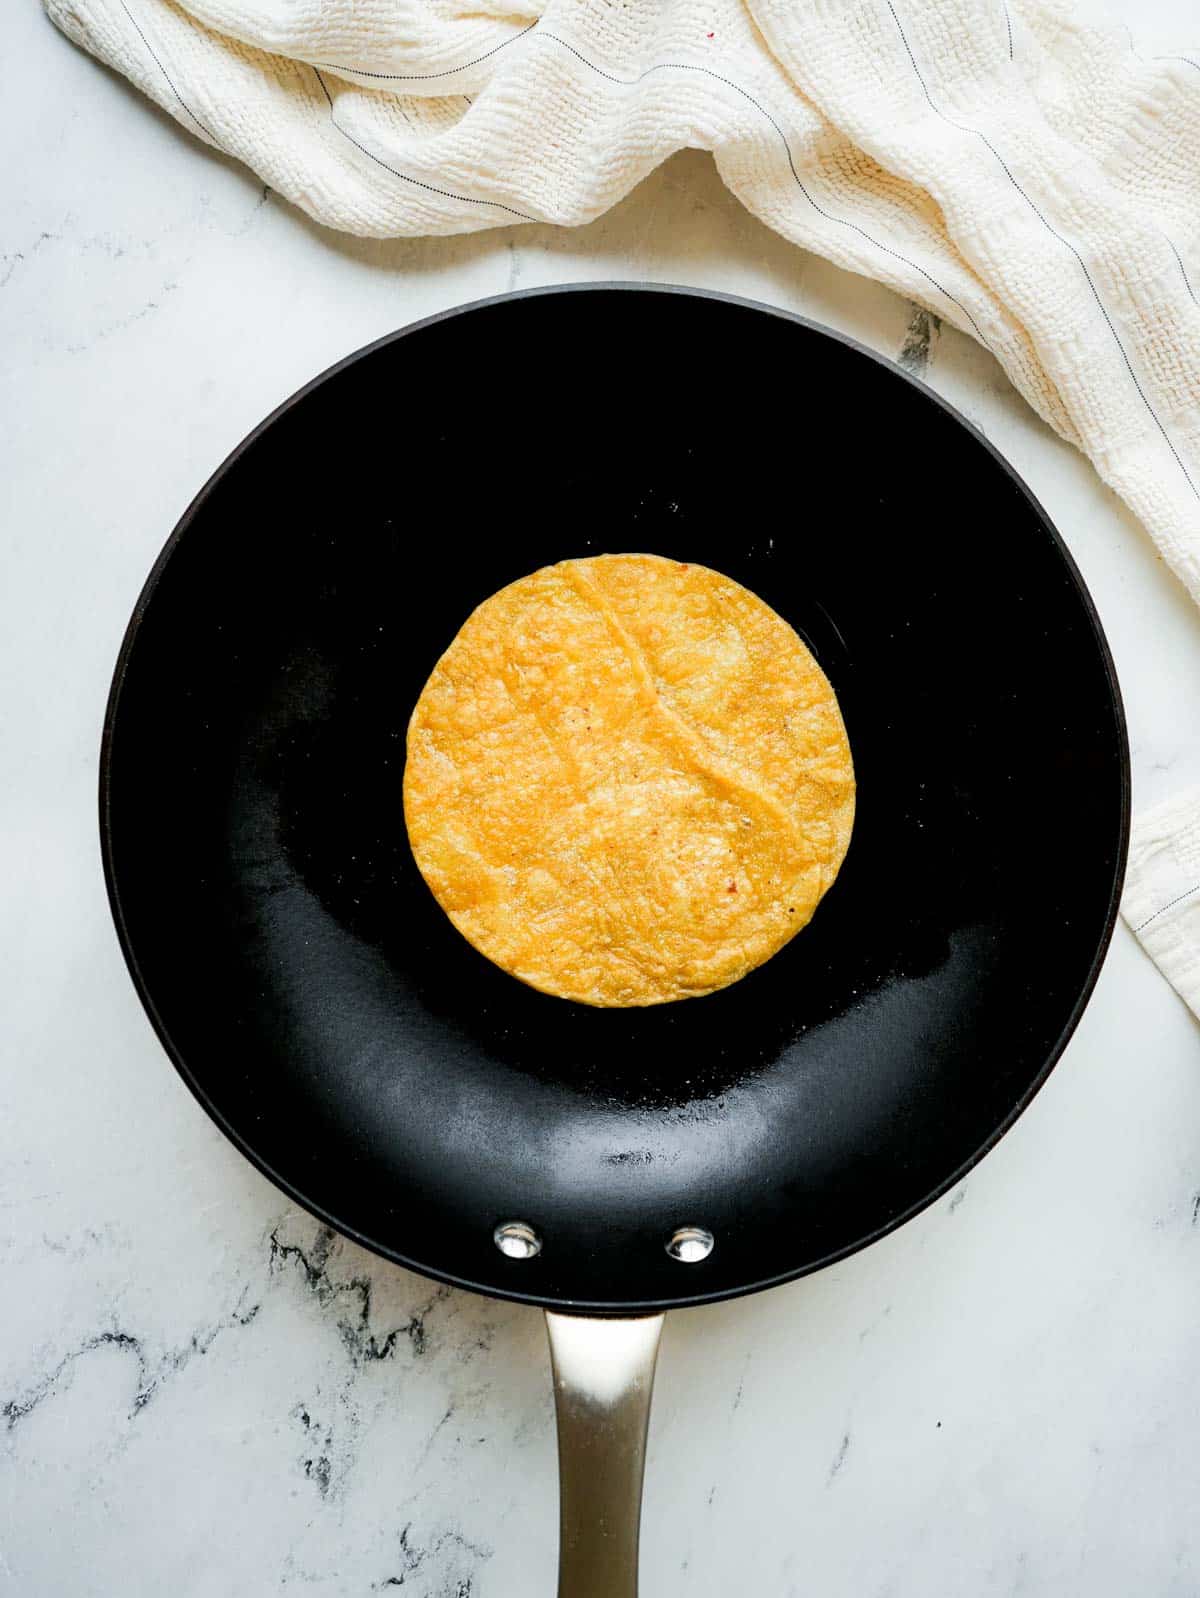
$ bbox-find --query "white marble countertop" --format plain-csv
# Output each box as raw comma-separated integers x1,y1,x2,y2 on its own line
6,1,1200,1593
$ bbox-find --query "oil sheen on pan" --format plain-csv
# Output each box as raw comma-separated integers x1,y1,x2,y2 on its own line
403,553,856,1007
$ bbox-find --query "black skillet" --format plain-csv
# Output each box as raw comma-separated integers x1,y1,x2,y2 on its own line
101,284,1129,1595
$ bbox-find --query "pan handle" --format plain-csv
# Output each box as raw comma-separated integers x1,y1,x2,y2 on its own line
544,1310,665,1598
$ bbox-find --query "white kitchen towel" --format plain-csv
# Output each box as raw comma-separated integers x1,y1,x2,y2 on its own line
46,0,1200,1013
1123,792,1200,1013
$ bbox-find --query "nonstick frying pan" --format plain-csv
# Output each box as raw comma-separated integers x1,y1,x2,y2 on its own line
100,284,1129,1595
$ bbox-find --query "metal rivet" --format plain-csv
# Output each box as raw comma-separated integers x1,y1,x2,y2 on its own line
494,1221,542,1260
666,1226,714,1263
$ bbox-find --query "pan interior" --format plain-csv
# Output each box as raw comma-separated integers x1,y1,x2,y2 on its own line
102,287,1128,1310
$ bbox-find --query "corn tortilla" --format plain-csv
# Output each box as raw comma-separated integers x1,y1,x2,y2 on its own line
403,554,855,1006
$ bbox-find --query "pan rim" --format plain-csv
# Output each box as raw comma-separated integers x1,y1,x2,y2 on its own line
98,281,1131,1314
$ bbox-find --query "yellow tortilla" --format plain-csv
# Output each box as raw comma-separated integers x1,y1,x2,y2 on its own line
403,554,855,1006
